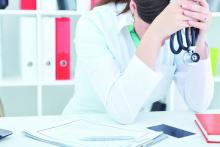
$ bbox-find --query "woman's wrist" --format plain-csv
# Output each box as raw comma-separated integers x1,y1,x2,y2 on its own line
196,32,208,60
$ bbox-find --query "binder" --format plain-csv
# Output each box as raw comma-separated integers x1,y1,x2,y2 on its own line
57,0,77,10
76,0,91,12
55,18,70,80
0,19,2,80
20,17,37,81
41,17,56,81
41,0,57,11
0,0,8,9
91,0,101,9
20,0,36,10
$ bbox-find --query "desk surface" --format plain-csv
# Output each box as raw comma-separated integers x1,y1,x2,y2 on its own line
0,110,219,147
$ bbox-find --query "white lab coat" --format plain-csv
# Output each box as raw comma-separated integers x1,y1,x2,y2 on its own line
63,2,214,124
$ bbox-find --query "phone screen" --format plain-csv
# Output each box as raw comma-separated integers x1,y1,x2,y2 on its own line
0,129,13,140
147,124,195,138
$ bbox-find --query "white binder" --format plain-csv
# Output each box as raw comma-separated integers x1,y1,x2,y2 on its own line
0,18,2,80
41,0,58,11
41,17,55,81
20,17,37,81
76,0,91,13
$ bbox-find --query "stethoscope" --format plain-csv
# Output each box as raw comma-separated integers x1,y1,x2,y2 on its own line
170,27,200,63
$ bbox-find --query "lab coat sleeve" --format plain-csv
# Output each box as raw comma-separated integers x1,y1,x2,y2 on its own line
174,46,214,112
75,16,163,124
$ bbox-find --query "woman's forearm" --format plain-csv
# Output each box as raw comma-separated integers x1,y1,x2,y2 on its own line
136,28,163,71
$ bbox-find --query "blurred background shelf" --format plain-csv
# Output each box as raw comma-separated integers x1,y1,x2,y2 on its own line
0,10,37,16
39,10,82,16
212,12,220,17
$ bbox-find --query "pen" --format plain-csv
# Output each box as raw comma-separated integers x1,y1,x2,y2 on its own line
80,136,134,141
136,134,168,147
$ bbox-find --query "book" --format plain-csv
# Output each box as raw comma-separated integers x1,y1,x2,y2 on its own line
55,17,71,80
41,17,56,81
195,114,220,143
23,119,165,147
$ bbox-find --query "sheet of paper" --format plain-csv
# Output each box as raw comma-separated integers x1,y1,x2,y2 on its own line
24,119,162,147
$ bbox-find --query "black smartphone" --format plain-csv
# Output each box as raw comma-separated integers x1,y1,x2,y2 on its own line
147,124,195,138
0,129,13,140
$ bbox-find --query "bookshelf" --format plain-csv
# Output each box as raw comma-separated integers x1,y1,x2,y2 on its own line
0,0,219,116
0,0,82,116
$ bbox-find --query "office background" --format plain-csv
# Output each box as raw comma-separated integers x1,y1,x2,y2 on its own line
0,0,219,117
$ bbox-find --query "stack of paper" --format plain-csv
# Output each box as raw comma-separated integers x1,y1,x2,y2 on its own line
23,119,166,147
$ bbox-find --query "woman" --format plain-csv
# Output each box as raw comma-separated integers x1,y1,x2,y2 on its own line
63,0,214,124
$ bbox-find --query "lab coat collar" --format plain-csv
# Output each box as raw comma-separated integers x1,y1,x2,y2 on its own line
114,3,134,33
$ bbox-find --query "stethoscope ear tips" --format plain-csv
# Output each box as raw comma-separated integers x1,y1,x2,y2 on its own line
191,53,200,62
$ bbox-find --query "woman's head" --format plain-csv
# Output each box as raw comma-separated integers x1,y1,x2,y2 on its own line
98,0,170,38
130,0,170,37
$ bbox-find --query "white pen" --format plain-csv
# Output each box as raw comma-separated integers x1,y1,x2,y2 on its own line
80,136,134,141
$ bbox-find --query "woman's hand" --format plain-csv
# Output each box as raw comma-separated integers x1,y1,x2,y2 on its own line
182,0,211,34
181,0,212,59
148,0,193,41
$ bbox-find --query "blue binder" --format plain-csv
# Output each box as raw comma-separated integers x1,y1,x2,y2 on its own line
0,0,8,9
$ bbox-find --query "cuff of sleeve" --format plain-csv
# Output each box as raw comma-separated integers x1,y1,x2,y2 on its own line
177,45,210,72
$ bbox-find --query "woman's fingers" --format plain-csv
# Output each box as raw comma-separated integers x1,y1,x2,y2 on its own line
180,0,209,15
192,0,209,8
188,20,207,30
183,10,209,22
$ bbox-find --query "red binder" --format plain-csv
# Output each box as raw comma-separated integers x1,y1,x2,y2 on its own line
55,18,70,80
195,114,220,143
20,0,36,10
91,0,101,9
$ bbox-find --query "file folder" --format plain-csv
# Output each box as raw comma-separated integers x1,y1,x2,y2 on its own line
57,0,76,10
20,17,37,81
41,17,56,81
0,20,2,80
55,17,70,80
0,0,8,9
76,0,91,12
91,0,101,9
20,0,36,10
41,0,57,11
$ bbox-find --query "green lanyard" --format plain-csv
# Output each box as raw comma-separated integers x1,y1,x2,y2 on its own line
128,25,140,48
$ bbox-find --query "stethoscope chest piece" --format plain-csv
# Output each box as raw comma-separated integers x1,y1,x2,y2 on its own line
183,46,200,64
170,27,200,63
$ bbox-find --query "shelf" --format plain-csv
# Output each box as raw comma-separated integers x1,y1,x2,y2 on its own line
0,10,83,17
39,10,82,17
212,12,220,17
0,10,37,16
41,80,75,86
0,78,38,87
214,77,220,82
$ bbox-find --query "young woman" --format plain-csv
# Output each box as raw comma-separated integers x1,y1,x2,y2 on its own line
63,0,214,124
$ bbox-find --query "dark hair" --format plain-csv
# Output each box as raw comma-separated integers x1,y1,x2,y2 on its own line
98,0,170,23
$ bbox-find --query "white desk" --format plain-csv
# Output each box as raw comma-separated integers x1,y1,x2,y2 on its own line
0,111,219,147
